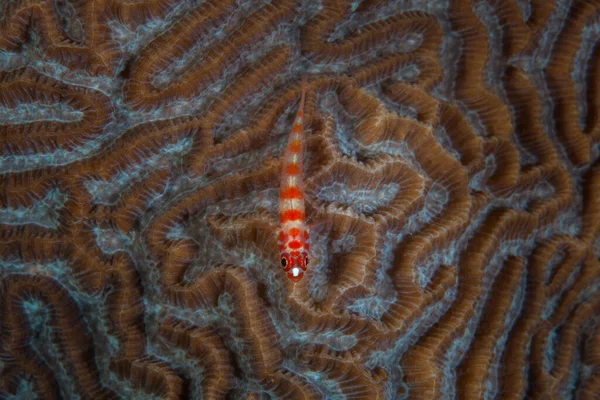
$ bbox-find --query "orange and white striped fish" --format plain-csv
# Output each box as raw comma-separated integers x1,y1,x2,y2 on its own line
277,78,310,282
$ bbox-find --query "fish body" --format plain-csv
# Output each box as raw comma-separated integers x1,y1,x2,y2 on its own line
278,79,309,282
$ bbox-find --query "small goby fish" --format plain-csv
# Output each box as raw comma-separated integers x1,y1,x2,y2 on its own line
277,78,310,282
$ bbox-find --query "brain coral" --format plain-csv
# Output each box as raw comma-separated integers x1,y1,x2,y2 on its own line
0,0,599,398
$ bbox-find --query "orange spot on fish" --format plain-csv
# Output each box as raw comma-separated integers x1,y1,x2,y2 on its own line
289,140,300,153
280,209,304,223
292,124,302,134
290,250,300,257
286,163,299,175
304,231,309,240
280,187,303,200
289,227,300,237
278,231,286,242
288,240,302,249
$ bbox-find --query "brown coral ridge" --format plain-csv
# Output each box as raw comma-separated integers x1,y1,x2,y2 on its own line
297,343,386,399
0,118,201,396
448,0,519,193
0,67,112,155
302,4,443,63
0,275,117,399
0,0,178,75
110,357,184,400
153,267,321,399
457,256,526,398
157,318,234,399
397,60,577,400
124,0,297,110
545,0,600,165
147,162,279,297
333,83,471,329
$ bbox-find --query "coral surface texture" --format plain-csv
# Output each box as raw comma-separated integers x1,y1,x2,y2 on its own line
1,0,600,398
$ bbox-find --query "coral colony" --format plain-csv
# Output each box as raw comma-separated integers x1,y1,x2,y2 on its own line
0,0,599,398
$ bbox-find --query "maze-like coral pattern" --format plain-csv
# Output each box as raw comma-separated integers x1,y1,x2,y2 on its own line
1,0,599,398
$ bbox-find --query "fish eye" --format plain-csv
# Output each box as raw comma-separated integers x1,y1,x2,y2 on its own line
280,253,292,271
